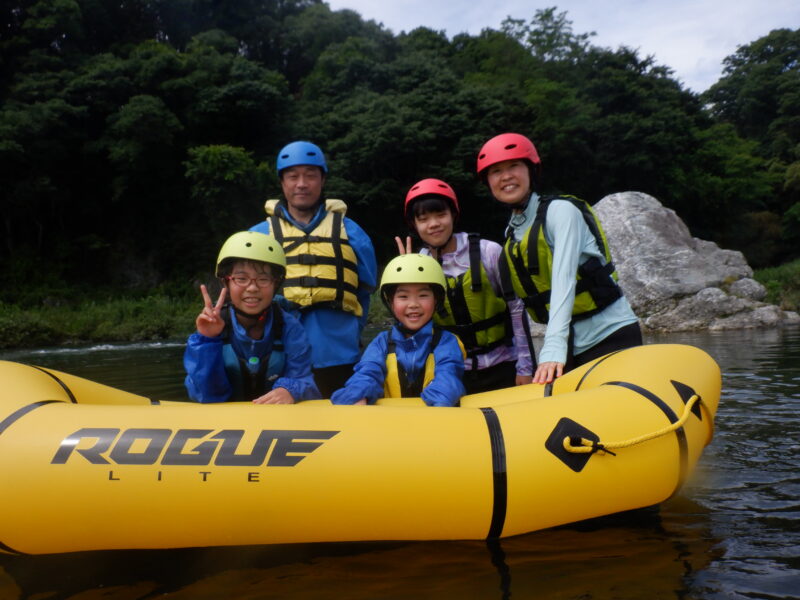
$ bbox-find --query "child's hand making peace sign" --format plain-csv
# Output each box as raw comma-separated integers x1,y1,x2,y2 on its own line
195,284,227,338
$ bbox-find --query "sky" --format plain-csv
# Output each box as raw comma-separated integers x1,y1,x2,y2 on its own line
324,0,799,92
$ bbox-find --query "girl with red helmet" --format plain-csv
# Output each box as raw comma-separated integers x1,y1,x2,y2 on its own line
396,178,534,393
477,133,642,385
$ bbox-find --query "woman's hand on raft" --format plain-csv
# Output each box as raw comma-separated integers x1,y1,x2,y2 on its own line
533,362,563,384
196,284,226,338
253,387,295,404
516,374,533,386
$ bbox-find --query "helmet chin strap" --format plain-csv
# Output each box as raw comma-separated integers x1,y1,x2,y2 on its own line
499,190,533,213
232,304,270,335
426,233,455,261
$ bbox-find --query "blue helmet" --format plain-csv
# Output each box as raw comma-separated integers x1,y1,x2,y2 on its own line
276,141,328,174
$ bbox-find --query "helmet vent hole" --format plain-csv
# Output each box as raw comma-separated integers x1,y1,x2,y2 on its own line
418,267,424,272
504,143,517,150
245,242,252,247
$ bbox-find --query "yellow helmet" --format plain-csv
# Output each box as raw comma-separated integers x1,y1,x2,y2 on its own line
215,231,286,277
379,254,446,304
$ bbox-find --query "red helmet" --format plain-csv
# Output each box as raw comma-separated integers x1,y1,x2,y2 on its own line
476,133,541,176
403,178,460,221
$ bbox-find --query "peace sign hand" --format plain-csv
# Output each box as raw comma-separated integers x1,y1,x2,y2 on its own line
195,284,227,338
394,236,413,255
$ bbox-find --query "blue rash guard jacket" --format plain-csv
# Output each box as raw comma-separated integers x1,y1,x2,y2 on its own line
330,320,466,407
184,305,320,403
250,201,378,369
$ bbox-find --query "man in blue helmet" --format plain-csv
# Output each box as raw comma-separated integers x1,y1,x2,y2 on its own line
251,141,378,397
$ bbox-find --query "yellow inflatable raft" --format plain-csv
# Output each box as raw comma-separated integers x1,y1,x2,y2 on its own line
0,343,720,555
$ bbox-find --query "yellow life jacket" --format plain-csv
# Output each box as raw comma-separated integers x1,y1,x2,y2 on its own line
265,199,362,317
383,328,465,398
500,195,622,324
433,233,512,367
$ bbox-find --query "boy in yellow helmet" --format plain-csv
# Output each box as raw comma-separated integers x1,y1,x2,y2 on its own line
331,254,465,406
184,231,320,403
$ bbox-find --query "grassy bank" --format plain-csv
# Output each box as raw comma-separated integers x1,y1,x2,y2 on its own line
0,296,199,350
753,258,800,312
0,290,392,350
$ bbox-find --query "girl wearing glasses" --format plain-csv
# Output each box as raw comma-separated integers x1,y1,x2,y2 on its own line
183,231,320,403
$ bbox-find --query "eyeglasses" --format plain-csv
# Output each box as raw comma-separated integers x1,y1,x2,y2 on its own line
227,275,276,288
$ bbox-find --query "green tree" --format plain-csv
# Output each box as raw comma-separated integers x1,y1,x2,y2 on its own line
705,28,800,159
1,0,792,302
184,144,272,244
502,7,595,63
705,28,800,260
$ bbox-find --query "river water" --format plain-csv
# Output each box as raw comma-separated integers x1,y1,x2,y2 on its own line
0,327,798,599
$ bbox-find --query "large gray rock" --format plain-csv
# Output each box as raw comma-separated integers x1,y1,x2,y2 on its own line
594,191,799,331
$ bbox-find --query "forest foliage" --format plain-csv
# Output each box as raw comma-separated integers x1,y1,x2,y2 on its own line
2,0,798,305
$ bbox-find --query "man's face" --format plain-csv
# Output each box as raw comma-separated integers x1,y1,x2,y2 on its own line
280,165,325,213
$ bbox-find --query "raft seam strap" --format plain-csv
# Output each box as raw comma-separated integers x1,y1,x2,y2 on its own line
480,407,507,539
30,366,78,403
0,540,25,555
0,401,61,437
574,349,624,391
604,381,689,495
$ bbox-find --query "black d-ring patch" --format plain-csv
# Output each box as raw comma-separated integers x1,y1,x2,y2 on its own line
545,417,599,473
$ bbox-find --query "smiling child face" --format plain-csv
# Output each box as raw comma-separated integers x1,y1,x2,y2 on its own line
391,283,436,333
413,207,455,250
226,261,276,317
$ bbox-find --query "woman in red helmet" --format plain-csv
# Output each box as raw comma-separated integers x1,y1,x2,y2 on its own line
396,178,533,393
477,133,641,384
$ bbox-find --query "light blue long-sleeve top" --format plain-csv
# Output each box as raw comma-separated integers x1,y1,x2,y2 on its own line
506,193,638,365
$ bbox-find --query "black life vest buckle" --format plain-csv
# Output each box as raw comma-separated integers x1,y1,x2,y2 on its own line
298,276,319,287
297,254,320,265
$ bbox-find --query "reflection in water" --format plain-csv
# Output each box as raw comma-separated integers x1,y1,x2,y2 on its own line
0,326,799,599
0,502,718,600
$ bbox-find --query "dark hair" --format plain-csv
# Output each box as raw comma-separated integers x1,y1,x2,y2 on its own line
406,195,458,230
279,165,326,180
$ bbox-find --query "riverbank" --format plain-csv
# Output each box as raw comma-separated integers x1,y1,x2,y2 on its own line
0,295,198,349
754,257,800,312
1,260,797,350
0,290,392,350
